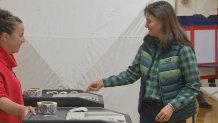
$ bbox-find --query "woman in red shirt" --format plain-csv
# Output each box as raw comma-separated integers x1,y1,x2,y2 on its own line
0,8,36,123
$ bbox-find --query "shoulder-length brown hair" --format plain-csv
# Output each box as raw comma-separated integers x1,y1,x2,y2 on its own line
144,1,192,49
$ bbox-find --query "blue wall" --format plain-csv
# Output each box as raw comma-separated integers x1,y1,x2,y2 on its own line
178,14,218,26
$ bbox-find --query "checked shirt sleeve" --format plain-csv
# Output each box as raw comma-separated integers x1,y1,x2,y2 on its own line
103,45,142,87
170,45,201,110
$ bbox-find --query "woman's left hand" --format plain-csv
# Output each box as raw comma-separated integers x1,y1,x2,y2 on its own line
155,104,174,122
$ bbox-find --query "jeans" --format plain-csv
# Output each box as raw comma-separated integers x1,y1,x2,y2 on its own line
139,101,186,123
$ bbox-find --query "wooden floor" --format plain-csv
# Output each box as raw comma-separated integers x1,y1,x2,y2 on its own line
187,96,218,123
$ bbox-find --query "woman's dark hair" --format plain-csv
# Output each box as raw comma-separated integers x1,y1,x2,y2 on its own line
0,8,23,35
143,1,191,49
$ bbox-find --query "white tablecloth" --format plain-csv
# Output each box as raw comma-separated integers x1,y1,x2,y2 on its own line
200,87,218,101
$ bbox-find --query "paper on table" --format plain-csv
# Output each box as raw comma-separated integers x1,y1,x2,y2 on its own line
66,111,126,123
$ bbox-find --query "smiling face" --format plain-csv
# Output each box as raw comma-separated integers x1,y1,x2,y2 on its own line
145,12,163,40
1,22,25,54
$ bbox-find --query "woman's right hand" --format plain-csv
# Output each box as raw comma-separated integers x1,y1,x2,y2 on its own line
0,97,36,119
22,106,36,119
84,79,104,92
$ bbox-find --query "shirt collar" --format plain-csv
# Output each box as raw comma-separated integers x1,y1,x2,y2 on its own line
0,46,17,69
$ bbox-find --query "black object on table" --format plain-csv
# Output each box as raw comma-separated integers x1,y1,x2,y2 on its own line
23,89,104,107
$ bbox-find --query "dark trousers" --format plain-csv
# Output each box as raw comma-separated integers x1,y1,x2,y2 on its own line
139,101,186,123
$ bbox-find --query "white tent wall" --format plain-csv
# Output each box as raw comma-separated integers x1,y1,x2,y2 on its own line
15,41,63,89
0,0,153,122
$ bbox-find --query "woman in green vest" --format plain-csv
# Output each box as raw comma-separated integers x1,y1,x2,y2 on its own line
85,1,200,123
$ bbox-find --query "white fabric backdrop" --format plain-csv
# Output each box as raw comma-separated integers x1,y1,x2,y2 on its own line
1,0,152,122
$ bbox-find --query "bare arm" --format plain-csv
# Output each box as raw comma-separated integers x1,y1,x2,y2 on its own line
0,97,36,118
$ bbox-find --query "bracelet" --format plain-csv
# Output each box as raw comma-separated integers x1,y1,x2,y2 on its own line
167,103,175,111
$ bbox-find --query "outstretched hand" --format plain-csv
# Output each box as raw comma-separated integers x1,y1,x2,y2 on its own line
84,79,104,92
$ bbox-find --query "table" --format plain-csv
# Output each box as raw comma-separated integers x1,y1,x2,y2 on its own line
198,64,218,68
23,107,132,123
198,63,218,87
